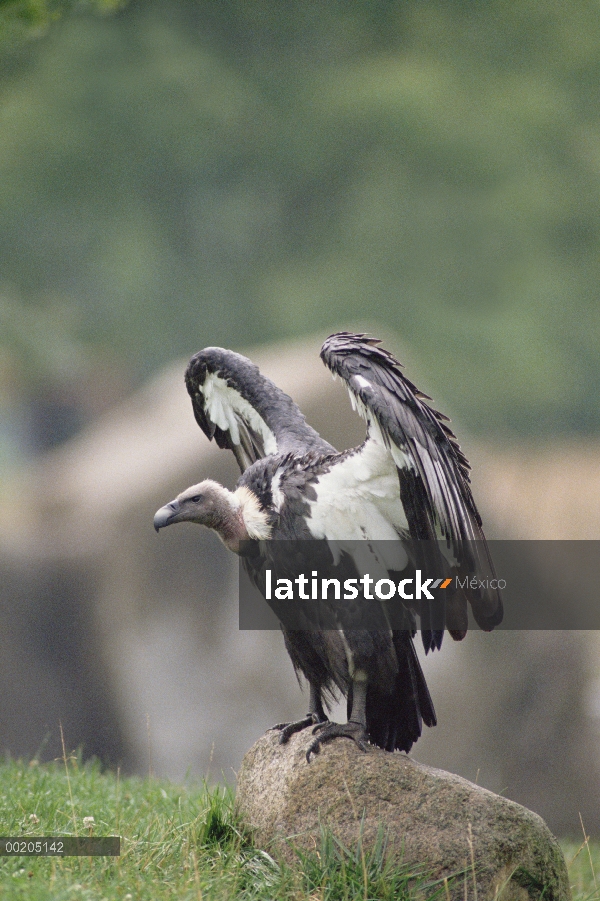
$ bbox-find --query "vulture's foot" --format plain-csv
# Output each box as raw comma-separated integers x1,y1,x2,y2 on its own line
306,721,369,761
271,712,329,745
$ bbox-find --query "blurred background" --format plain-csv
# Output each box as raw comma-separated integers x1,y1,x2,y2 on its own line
0,0,600,837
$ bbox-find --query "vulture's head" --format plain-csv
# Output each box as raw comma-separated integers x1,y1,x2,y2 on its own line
153,479,271,552
154,480,238,532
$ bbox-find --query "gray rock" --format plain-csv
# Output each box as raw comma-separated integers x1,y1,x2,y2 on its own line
236,731,570,901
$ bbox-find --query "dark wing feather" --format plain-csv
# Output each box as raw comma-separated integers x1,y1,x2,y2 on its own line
185,346,334,473
320,332,503,634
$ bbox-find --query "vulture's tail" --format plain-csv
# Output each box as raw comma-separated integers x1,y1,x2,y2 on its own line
350,631,437,753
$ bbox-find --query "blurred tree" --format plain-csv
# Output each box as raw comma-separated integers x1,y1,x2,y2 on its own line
1,0,600,469
0,0,125,46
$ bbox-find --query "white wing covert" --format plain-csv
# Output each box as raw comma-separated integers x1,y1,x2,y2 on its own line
185,346,334,474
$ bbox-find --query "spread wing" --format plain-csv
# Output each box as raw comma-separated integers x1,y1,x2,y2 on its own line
320,332,503,638
185,346,334,473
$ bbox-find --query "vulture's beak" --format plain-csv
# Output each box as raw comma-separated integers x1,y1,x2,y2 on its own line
154,500,180,532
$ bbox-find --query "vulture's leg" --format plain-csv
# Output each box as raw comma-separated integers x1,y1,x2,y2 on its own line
271,683,329,744
306,674,369,761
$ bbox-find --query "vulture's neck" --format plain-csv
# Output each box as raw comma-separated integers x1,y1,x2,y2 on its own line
217,486,271,552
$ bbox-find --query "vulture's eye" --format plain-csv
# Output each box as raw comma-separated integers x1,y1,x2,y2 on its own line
191,495,202,503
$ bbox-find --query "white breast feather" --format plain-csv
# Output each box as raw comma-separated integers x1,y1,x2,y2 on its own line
234,486,272,540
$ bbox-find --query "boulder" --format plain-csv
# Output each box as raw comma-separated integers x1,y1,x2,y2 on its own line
236,731,570,901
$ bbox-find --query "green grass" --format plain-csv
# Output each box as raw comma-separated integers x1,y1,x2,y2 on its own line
0,752,597,901
563,839,600,901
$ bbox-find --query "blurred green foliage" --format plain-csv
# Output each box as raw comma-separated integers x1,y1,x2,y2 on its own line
0,0,124,46
1,0,600,464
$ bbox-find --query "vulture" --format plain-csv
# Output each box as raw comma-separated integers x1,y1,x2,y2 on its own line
154,332,502,760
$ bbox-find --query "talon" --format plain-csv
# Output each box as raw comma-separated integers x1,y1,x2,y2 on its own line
272,713,329,744
305,721,370,760
306,741,321,762
311,721,329,735
279,724,301,744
